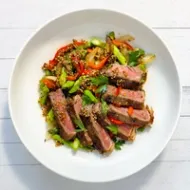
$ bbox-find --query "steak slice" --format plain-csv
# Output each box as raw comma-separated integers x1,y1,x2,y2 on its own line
108,104,153,127
102,63,147,89
102,85,145,109
93,103,136,141
67,95,93,146
80,106,114,153
49,89,76,140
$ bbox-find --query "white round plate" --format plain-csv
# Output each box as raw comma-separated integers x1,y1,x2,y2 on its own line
9,9,181,182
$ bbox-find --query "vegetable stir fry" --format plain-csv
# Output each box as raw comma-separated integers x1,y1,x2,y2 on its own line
39,32,155,153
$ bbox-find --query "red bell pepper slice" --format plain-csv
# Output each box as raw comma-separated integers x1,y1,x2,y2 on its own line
108,116,124,125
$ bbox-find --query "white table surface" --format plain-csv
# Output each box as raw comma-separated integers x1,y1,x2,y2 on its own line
1,0,190,189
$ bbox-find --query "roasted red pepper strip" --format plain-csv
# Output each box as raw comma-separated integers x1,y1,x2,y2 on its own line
127,106,134,116
82,69,91,75
66,73,79,81
88,56,109,70
108,116,124,125
123,41,134,50
53,43,73,60
115,86,122,96
79,61,84,74
112,39,123,46
73,39,86,46
42,78,56,89
112,39,134,50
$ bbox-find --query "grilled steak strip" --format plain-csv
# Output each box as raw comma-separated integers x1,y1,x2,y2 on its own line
102,85,145,109
108,104,153,127
102,63,147,89
93,103,136,140
49,89,76,140
67,95,93,146
80,106,114,153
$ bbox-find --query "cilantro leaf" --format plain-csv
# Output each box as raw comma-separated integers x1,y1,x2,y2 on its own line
113,138,125,150
82,94,93,105
90,76,108,86
128,49,145,66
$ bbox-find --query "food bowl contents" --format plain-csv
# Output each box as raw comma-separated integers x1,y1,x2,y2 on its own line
38,31,155,153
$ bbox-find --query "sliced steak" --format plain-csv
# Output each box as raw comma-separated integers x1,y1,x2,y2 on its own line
67,95,93,146
93,103,136,140
108,104,153,127
49,89,76,140
102,85,145,109
102,63,147,89
80,106,114,153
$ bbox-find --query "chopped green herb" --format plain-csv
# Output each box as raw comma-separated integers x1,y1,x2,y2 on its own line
137,127,145,132
82,94,93,105
114,138,125,150
101,99,109,115
52,134,69,145
107,31,115,40
90,76,108,86
84,90,98,103
62,81,75,89
95,84,107,94
128,49,145,66
106,125,118,135
73,118,86,131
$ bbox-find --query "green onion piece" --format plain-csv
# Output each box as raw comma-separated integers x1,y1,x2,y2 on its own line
113,45,127,65
46,109,55,124
69,79,81,93
48,127,58,135
69,76,86,94
90,37,105,48
73,118,86,131
59,68,67,88
84,90,98,103
106,125,118,135
71,138,80,151
138,54,156,64
62,81,75,89
38,82,49,105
